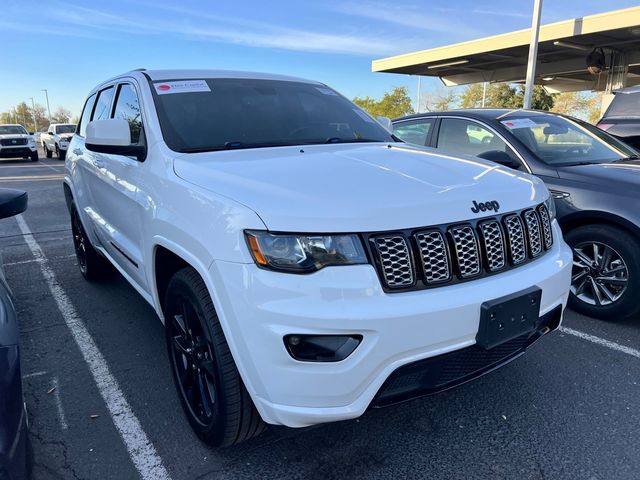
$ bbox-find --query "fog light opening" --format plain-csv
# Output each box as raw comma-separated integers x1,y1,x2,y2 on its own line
284,334,362,362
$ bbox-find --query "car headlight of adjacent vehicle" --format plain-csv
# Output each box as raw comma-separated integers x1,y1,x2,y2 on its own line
245,231,367,273
544,195,556,221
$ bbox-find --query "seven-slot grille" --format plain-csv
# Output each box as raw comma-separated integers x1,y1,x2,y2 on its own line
369,203,553,291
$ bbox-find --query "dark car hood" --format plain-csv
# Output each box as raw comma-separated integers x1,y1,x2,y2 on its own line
557,159,640,188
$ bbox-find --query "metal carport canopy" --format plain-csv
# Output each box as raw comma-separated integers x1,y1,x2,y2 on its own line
372,6,640,93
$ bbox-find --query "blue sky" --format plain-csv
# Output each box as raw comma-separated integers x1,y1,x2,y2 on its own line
1,0,638,118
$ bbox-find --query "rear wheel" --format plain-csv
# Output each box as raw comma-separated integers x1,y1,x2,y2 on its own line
30,151,38,162
164,267,265,446
70,204,111,281
44,144,52,158
566,225,640,320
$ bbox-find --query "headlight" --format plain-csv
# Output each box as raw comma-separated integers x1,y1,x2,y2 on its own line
245,231,367,273
544,195,556,221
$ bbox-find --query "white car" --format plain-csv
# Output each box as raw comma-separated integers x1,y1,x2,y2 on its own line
63,69,572,446
41,123,77,160
0,124,38,161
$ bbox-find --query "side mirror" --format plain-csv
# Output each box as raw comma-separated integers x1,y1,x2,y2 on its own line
477,150,521,169
0,189,28,220
28,131,35,135
86,119,145,161
376,116,393,132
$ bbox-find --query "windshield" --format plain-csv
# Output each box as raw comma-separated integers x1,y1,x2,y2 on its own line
0,125,27,135
151,78,394,153
56,124,76,134
500,113,638,166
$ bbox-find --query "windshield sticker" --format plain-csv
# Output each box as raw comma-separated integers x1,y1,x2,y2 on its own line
154,80,211,95
501,118,538,129
352,108,375,123
316,87,338,96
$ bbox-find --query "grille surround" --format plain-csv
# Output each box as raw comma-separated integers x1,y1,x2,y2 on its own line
1,138,28,146
367,204,553,292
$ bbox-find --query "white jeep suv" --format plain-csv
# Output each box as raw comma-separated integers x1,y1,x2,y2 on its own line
63,69,572,446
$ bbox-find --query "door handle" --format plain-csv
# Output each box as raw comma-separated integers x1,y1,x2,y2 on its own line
73,148,83,155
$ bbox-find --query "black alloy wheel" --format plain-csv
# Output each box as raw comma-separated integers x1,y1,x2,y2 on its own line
164,268,265,446
70,205,111,281
71,207,88,276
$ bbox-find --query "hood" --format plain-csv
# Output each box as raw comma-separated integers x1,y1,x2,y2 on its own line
557,159,640,189
0,134,29,141
174,143,546,232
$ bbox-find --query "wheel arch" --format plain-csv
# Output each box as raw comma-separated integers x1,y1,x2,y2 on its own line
558,210,640,241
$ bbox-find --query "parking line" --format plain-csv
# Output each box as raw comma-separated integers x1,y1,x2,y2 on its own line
559,326,640,359
15,215,172,480
51,377,69,430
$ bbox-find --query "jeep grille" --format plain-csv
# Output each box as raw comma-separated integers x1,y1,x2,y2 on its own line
368,204,553,291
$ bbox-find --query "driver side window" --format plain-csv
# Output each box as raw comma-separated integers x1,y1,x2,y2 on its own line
437,118,521,168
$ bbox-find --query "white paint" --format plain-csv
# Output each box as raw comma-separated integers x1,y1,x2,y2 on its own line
23,370,47,379
4,254,74,267
15,215,171,480
559,326,640,359
51,377,69,430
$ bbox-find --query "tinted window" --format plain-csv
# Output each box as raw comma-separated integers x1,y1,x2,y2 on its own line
0,125,27,135
437,118,516,159
393,119,433,146
56,124,76,134
501,113,637,166
92,87,115,122
151,78,394,153
605,92,640,117
78,94,97,137
113,84,143,144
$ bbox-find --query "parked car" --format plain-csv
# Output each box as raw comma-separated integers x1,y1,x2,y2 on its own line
0,188,31,479
64,70,571,446
597,85,640,149
392,109,640,320
0,125,38,162
41,123,76,160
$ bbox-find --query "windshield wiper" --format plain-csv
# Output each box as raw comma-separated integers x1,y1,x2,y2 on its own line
324,137,381,144
612,154,640,162
179,141,297,153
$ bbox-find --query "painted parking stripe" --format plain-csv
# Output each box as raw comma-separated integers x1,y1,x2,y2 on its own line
15,215,172,480
559,326,640,359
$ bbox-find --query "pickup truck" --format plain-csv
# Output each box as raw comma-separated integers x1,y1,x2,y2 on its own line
41,123,76,159
0,124,38,161
64,69,572,446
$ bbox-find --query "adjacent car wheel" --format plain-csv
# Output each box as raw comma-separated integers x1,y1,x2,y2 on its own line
70,205,111,281
44,144,52,158
566,224,640,320
164,267,265,446
30,151,39,162
55,144,65,160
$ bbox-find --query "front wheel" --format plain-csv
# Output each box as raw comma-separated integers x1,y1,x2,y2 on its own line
44,144,52,158
56,145,65,160
566,224,640,320
165,267,265,446
30,151,39,162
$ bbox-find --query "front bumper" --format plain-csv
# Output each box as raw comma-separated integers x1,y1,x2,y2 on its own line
209,223,572,428
0,147,36,158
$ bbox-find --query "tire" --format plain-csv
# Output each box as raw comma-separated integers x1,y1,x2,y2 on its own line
70,204,112,281
164,267,265,446
566,224,640,320
30,151,39,162
44,144,52,158
55,144,65,160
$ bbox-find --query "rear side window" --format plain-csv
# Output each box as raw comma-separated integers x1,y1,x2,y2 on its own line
605,92,640,118
78,94,97,137
393,119,433,146
92,87,115,122
112,84,143,144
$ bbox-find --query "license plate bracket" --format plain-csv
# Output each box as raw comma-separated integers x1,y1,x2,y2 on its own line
476,286,541,350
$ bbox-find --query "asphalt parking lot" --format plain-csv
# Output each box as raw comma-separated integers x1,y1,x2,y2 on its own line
1,149,640,480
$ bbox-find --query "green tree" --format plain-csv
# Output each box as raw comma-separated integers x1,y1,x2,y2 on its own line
460,83,554,110
353,86,414,118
